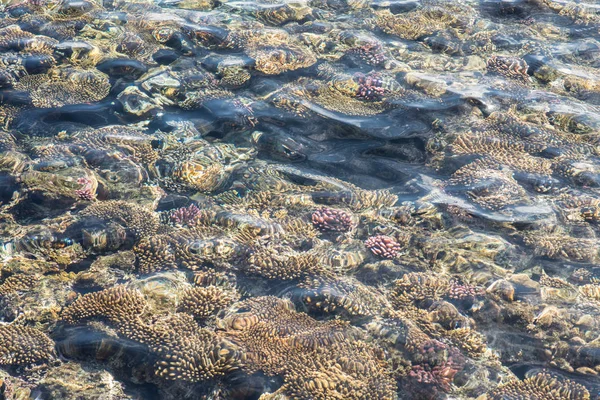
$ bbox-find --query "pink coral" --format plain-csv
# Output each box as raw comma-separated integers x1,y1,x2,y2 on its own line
447,279,482,301
354,73,387,101
75,177,96,201
365,235,401,259
409,340,465,392
347,43,387,66
169,204,202,226
408,362,459,392
311,207,354,232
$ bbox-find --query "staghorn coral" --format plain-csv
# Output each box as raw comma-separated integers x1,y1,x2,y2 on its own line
60,285,146,327
80,200,160,240
246,245,322,280
487,371,590,399
0,325,55,366
0,274,36,296
487,56,531,83
61,286,243,382
220,296,396,399
391,273,451,306
15,68,110,108
298,274,390,317
177,285,240,319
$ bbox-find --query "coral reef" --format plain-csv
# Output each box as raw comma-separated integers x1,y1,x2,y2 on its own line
0,325,55,367
1,0,600,398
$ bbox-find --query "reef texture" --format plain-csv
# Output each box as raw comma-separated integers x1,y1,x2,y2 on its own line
0,0,600,398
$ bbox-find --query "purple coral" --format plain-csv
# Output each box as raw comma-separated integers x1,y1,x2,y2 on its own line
75,177,96,201
311,207,354,232
365,235,401,259
347,43,387,66
169,204,202,226
354,73,387,101
409,340,465,392
408,362,459,392
447,279,482,301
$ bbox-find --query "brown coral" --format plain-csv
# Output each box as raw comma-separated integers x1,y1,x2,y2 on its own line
220,296,396,399
391,273,451,306
246,245,321,280
61,287,243,382
0,274,36,297
177,285,239,319
134,234,178,274
298,274,390,317
248,44,316,75
444,327,487,357
522,226,598,263
0,325,55,366
487,371,590,400
60,285,146,326
16,68,110,108
486,55,531,83
152,315,242,382
80,201,160,240
280,340,396,400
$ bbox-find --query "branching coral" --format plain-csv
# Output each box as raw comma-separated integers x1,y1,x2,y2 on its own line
390,273,451,306
60,285,147,326
220,296,396,399
80,201,160,240
177,285,240,319
0,325,55,366
245,245,322,280
16,68,110,108
152,314,242,382
61,286,243,382
486,56,531,83
487,371,590,400
298,274,390,317
134,234,178,274
0,274,36,297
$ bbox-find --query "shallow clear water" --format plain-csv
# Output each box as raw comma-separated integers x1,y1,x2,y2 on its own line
1,0,600,398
